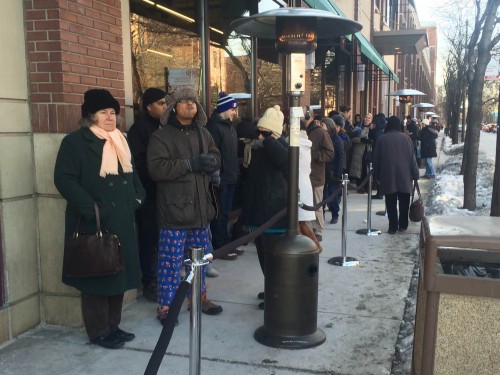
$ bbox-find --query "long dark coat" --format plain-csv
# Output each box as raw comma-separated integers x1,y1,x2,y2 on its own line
54,127,146,296
372,130,419,195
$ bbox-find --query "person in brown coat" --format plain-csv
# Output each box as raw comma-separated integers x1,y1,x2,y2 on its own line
305,114,334,241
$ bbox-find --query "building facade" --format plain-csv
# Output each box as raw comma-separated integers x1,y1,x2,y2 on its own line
0,0,434,345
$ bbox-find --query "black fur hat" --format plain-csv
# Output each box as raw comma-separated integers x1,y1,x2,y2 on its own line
81,89,120,117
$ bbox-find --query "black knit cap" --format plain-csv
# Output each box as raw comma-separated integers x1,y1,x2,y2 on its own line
142,87,166,111
81,89,120,117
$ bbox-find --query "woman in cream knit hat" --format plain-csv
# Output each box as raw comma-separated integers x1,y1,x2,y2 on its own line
241,105,288,309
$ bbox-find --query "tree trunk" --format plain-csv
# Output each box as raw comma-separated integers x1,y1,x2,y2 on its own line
462,0,498,210
491,85,500,216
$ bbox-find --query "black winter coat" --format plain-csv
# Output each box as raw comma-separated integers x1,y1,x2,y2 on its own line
419,126,438,158
206,112,239,184
127,113,161,199
325,133,344,184
241,136,288,229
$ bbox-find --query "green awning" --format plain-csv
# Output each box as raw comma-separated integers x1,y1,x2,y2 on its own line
304,0,399,83
356,32,400,83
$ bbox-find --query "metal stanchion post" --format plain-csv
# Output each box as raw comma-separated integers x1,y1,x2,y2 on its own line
328,174,360,267
187,247,212,375
356,163,381,236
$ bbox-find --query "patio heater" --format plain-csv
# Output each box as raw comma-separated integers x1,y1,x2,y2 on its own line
231,8,361,349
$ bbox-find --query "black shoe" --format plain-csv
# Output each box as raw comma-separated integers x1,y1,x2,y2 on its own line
112,327,135,342
387,229,397,235
316,235,323,242
330,217,338,224
257,292,265,300
258,302,265,310
398,228,407,233
372,194,383,199
91,332,124,349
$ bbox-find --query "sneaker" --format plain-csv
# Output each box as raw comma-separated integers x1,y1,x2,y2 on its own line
220,252,237,260
206,264,219,278
157,310,178,326
201,299,223,315
330,217,338,224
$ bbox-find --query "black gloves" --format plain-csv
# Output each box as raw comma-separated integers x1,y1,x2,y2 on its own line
361,137,373,144
186,154,218,174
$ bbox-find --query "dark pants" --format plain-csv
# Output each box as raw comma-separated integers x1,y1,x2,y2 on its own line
324,182,342,219
254,233,281,276
135,198,158,287
81,293,124,340
385,192,411,231
210,183,236,250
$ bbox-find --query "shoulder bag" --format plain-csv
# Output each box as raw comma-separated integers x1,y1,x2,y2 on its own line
409,181,424,222
63,203,124,278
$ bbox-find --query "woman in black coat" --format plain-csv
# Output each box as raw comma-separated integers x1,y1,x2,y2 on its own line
241,106,288,308
54,89,145,349
372,116,419,234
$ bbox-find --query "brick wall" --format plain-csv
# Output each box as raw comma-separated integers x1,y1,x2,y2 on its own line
25,0,125,133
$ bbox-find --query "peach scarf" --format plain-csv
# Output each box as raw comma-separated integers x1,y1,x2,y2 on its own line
89,125,133,177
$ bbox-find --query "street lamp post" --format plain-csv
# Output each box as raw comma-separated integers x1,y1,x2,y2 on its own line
231,8,361,349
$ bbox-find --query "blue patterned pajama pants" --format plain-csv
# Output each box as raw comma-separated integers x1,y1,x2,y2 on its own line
157,227,209,318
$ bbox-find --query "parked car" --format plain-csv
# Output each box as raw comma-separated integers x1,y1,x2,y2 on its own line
482,123,497,133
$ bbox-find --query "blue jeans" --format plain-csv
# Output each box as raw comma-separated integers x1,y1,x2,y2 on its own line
425,158,435,177
210,183,236,250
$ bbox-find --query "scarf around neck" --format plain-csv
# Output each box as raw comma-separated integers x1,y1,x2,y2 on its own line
89,125,133,177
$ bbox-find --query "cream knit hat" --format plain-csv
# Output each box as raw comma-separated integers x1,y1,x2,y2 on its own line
257,105,284,137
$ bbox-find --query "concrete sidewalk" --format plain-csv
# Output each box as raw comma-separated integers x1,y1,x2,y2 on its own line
0,179,429,375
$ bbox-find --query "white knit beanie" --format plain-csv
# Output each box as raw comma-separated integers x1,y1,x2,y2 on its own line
257,105,284,137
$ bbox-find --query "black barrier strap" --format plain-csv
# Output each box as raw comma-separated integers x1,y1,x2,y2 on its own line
299,185,343,212
212,207,287,259
349,168,374,190
144,280,190,375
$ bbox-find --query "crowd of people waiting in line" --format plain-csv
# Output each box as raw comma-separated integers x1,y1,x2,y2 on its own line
53,86,440,349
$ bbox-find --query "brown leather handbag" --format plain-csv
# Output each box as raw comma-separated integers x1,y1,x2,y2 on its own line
409,181,424,222
63,203,124,278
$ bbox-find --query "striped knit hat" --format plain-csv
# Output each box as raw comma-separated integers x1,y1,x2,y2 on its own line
216,92,237,113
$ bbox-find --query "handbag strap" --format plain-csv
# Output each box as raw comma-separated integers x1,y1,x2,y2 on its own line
412,180,422,203
73,203,102,237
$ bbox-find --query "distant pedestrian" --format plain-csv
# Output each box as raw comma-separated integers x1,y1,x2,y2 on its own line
372,116,419,234
419,118,438,178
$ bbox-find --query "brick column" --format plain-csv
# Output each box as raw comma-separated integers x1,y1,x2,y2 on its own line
25,0,125,133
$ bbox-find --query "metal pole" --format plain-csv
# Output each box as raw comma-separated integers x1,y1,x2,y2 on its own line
327,173,360,267
189,246,203,375
356,163,381,236
341,173,348,258
367,163,373,231
287,93,301,235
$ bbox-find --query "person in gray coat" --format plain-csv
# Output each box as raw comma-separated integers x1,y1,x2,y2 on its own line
372,116,419,234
